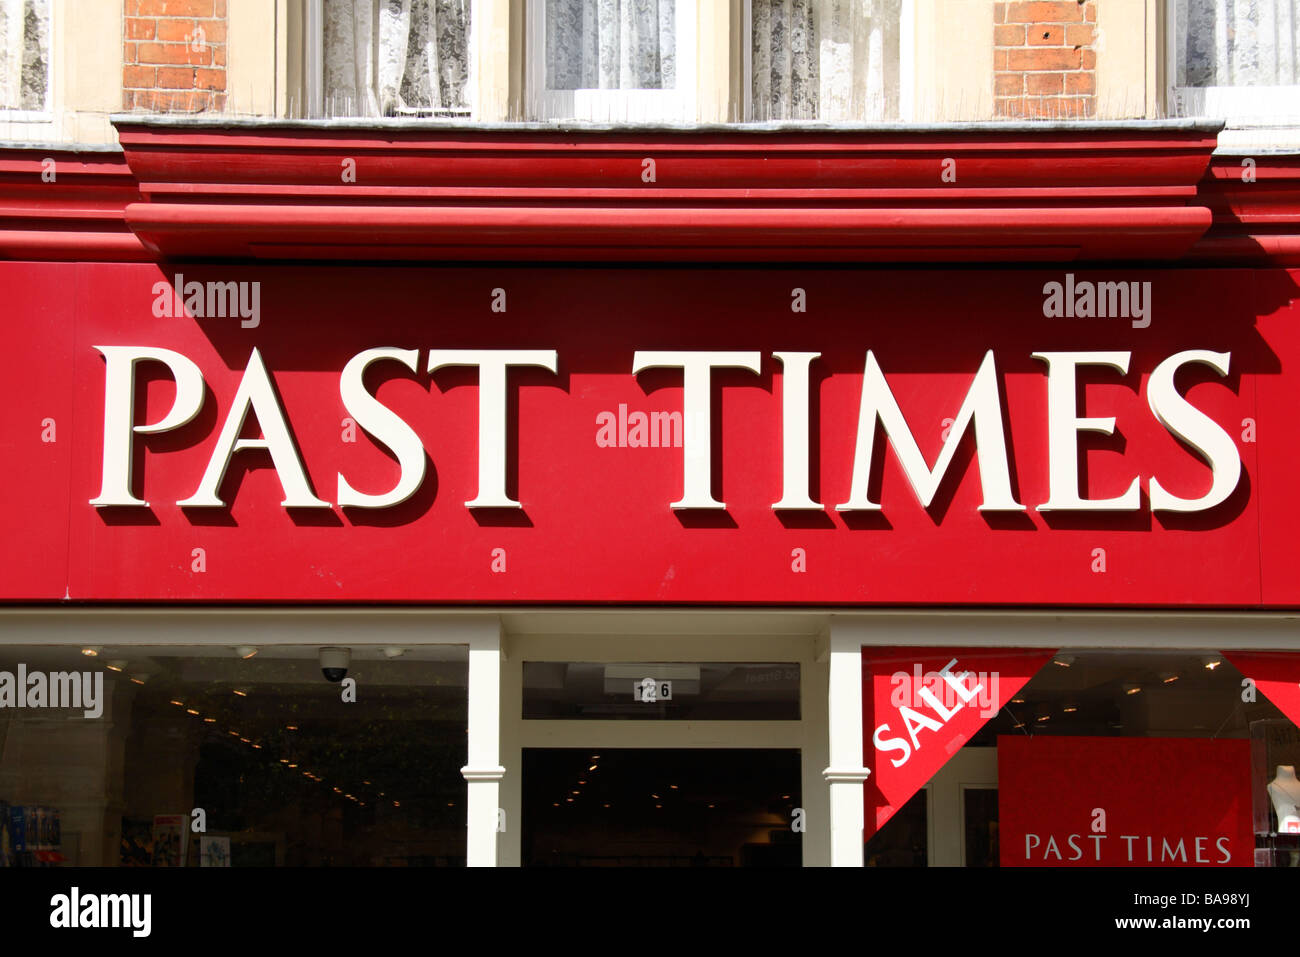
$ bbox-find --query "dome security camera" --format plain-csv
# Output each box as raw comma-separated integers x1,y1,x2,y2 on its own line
319,647,351,683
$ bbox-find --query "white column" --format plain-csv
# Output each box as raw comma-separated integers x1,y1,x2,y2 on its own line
462,621,505,867
824,621,870,867
801,632,831,866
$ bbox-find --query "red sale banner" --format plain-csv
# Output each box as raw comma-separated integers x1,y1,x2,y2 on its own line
1222,652,1300,727
998,736,1253,867
862,647,1054,835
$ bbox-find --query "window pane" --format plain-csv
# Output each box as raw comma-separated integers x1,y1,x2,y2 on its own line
0,0,50,112
545,0,677,91
323,0,469,117
751,0,900,121
0,644,468,866
1177,0,1300,87
523,662,799,720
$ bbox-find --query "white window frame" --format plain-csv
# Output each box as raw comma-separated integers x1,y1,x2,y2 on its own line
740,0,914,124
1166,1,1300,125
526,0,697,123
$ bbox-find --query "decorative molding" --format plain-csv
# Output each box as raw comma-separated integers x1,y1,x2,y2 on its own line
823,766,872,783
6,119,1300,267
112,119,1222,264
461,765,507,782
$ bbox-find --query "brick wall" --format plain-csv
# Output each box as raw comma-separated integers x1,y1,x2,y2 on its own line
995,1,1097,120
123,0,227,113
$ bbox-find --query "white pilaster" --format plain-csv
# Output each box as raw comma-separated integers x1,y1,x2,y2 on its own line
824,621,870,867
462,621,505,866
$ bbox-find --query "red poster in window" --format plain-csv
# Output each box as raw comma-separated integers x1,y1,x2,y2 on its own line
1222,652,1300,727
998,736,1253,867
862,647,1054,836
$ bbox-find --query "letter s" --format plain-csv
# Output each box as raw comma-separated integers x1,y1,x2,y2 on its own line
1217,836,1232,864
1147,350,1240,513
873,723,911,768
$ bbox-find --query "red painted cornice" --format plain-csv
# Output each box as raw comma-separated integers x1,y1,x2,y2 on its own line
0,147,149,261
6,119,1300,266
111,120,1222,264
1186,153,1300,265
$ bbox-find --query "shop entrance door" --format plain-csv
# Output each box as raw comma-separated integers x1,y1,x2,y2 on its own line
521,748,802,867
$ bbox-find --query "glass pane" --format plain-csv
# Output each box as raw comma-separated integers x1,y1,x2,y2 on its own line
523,748,800,866
0,644,467,866
0,0,50,112
865,787,926,866
522,662,799,720
322,0,470,117
546,0,677,91
1176,0,1300,88
963,787,998,866
750,0,901,121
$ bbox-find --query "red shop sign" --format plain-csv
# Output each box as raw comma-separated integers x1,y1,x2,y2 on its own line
862,647,1053,836
998,735,1253,867
0,263,1294,604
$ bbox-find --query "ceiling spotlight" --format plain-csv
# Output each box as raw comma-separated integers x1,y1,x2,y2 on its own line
105,660,127,672
81,647,101,657
185,708,200,716
1011,696,1026,704
1035,712,1051,723
1123,683,1142,695
232,688,249,697
588,764,598,772
382,648,406,659
1202,656,1222,671
1053,655,1076,668
235,646,258,660
203,717,216,723
1062,703,1078,713
285,725,298,731
130,675,148,685
1160,672,1180,684
169,699,185,707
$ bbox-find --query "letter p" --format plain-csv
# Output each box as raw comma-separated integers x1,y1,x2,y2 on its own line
91,346,206,507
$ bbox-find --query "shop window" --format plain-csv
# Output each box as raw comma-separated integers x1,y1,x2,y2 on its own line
526,0,697,122
1170,0,1300,124
0,0,50,116
746,0,902,121
522,662,799,719
875,649,1300,867
0,644,468,866
317,0,470,117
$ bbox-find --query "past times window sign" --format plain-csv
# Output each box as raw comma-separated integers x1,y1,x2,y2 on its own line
998,736,1253,867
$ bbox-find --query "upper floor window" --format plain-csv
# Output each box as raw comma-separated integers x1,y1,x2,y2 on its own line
747,0,902,122
1171,0,1300,122
0,0,50,115
321,0,470,117
527,0,696,122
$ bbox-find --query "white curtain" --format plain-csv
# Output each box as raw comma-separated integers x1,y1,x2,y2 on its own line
1177,0,1300,86
751,0,900,121
545,0,677,91
0,0,48,112
323,0,469,117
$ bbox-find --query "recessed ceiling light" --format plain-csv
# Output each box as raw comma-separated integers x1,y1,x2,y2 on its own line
81,647,100,657
235,646,258,660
